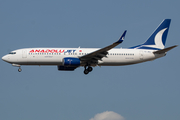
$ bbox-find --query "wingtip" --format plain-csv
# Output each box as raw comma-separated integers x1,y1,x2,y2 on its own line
116,30,127,43
120,30,127,40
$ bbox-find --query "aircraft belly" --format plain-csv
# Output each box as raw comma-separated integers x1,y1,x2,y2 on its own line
26,62,62,65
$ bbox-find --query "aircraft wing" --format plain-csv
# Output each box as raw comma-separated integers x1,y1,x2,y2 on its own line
79,30,127,63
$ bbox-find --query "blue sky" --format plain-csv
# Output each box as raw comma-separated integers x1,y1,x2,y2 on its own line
0,0,180,120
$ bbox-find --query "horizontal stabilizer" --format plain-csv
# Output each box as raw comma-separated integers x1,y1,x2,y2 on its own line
153,45,178,54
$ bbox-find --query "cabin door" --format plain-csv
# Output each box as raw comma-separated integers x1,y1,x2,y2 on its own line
22,50,27,58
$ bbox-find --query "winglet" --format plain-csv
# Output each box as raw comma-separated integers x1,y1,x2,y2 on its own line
116,30,127,43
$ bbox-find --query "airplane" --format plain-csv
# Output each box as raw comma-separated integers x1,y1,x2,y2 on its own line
2,19,177,74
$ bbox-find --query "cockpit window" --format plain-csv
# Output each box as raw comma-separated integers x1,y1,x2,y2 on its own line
9,52,16,54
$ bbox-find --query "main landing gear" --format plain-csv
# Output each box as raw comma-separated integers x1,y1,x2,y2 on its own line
84,65,93,75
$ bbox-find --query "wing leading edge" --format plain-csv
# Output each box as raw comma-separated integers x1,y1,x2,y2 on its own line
79,30,127,64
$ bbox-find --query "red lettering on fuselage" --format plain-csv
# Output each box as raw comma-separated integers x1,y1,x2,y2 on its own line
40,50,45,53
35,50,40,52
29,49,65,53
44,49,49,53
59,50,65,53
29,50,34,53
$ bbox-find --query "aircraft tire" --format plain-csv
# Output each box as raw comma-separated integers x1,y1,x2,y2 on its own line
87,67,93,72
18,68,22,72
84,69,89,75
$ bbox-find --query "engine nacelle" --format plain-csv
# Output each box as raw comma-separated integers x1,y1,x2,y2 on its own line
63,57,80,66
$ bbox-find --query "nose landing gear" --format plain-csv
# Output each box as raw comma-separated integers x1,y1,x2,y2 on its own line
18,67,22,72
12,64,22,72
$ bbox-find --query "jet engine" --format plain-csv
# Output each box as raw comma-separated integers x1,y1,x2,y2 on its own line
63,57,80,66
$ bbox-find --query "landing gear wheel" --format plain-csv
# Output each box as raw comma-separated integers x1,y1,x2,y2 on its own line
87,67,93,72
84,69,89,75
18,68,22,72
84,64,93,75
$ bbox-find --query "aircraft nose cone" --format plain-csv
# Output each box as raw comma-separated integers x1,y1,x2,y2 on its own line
2,55,8,62
2,56,5,61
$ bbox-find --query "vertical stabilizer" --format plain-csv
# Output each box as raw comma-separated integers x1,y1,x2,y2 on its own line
130,19,171,50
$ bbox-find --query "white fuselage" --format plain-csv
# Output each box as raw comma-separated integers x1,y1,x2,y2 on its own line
2,19,175,74
2,48,165,66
